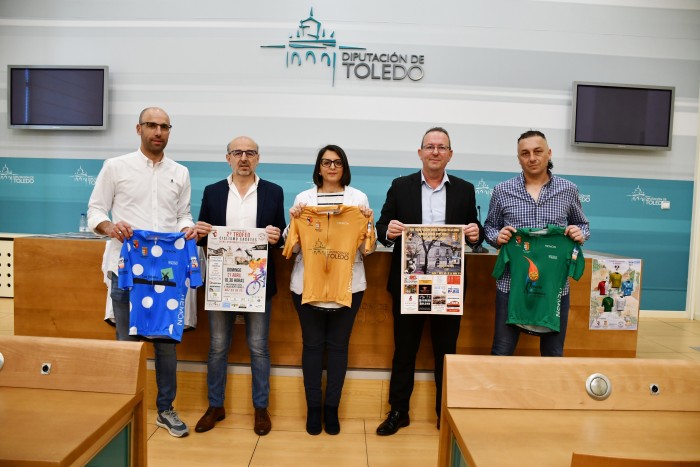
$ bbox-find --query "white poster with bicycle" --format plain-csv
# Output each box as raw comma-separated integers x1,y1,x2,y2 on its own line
205,226,268,312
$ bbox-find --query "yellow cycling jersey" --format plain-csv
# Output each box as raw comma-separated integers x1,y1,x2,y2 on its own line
283,205,375,307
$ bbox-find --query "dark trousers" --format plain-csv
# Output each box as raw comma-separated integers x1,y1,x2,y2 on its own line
292,292,364,408
490,290,570,356
387,293,461,416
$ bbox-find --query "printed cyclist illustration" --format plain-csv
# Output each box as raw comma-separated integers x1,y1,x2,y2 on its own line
246,257,267,295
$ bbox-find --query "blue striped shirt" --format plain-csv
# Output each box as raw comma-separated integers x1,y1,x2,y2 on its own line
484,172,590,293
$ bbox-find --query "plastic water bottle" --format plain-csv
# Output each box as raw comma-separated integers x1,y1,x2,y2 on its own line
79,213,88,233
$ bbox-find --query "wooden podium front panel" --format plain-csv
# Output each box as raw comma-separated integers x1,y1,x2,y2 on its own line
14,237,114,340
14,237,637,370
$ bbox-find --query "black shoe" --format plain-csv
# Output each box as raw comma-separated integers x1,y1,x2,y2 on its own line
306,406,322,435
324,405,340,435
376,410,410,436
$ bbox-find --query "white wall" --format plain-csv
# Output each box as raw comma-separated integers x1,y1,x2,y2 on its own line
1,0,698,172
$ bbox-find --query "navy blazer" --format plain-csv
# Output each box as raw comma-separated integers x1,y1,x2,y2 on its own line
376,171,484,295
197,178,286,298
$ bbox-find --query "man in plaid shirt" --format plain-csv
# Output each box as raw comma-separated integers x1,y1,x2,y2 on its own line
484,130,590,356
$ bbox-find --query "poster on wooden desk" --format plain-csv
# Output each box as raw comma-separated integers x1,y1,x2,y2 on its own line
205,227,268,312
401,225,465,315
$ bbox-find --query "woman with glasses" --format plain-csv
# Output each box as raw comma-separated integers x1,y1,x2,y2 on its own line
284,144,376,435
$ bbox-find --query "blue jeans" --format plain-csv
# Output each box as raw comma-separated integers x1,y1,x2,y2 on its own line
206,300,272,409
292,292,363,408
110,273,178,412
491,289,570,356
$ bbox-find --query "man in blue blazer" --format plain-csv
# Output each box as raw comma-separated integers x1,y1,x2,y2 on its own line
375,127,484,435
194,136,286,436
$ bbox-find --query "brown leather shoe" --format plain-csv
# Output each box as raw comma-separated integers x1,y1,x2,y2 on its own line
254,408,271,436
195,406,225,433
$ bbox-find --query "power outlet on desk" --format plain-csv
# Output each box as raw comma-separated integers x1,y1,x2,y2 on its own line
40,363,52,375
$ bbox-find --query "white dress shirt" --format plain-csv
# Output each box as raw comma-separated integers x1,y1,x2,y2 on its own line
87,149,194,273
226,174,259,229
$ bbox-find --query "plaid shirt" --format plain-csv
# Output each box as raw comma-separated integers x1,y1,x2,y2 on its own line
484,172,590,293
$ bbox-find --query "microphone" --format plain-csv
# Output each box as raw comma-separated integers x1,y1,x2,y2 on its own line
471,205,488,253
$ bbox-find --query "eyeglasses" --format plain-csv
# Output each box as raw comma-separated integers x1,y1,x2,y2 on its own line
140,121,172,132
228,149,259,158
320,159,344,168
422,145,451,154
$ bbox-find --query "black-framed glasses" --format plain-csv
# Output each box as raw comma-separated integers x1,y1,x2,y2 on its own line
139,121,172,132
422,145,450,154
228,149,259,158
320,158,344,168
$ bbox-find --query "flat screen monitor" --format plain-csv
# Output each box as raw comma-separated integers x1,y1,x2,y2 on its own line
7,65,109,130
571,81,674,151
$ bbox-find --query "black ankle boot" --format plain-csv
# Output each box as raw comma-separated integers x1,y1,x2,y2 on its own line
324,405,340,435
306,406,322,435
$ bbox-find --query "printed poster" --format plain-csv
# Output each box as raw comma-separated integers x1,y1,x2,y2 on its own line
589,257,642,330
205,227,268,312
400,225,465,315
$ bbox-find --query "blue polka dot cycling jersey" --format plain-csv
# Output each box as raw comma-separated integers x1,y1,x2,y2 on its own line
118,230,202,342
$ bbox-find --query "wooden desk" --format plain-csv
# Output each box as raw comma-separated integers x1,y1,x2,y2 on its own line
0,388,139,466
13,237,639,370
445,409,700,466
438,356,700,467
0,336,147,466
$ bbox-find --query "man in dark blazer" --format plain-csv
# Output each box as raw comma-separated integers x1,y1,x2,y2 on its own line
375,127,483,436
193,136,286,437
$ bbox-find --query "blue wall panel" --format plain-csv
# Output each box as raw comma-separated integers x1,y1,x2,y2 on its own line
0,157,692,311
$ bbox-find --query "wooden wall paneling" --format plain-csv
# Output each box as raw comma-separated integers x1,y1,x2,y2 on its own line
14,237,639,371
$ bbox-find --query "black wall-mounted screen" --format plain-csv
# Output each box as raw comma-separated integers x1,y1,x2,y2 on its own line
8,65,109,130
571,81,674,151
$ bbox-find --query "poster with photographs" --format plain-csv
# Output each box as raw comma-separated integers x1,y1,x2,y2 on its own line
400,225,465,315
589,257,642,330
205,227,269,312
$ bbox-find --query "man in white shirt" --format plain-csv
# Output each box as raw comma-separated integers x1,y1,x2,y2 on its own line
87,107,199,438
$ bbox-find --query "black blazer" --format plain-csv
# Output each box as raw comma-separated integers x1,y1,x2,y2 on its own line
197,178,286,297
376,171,484,295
